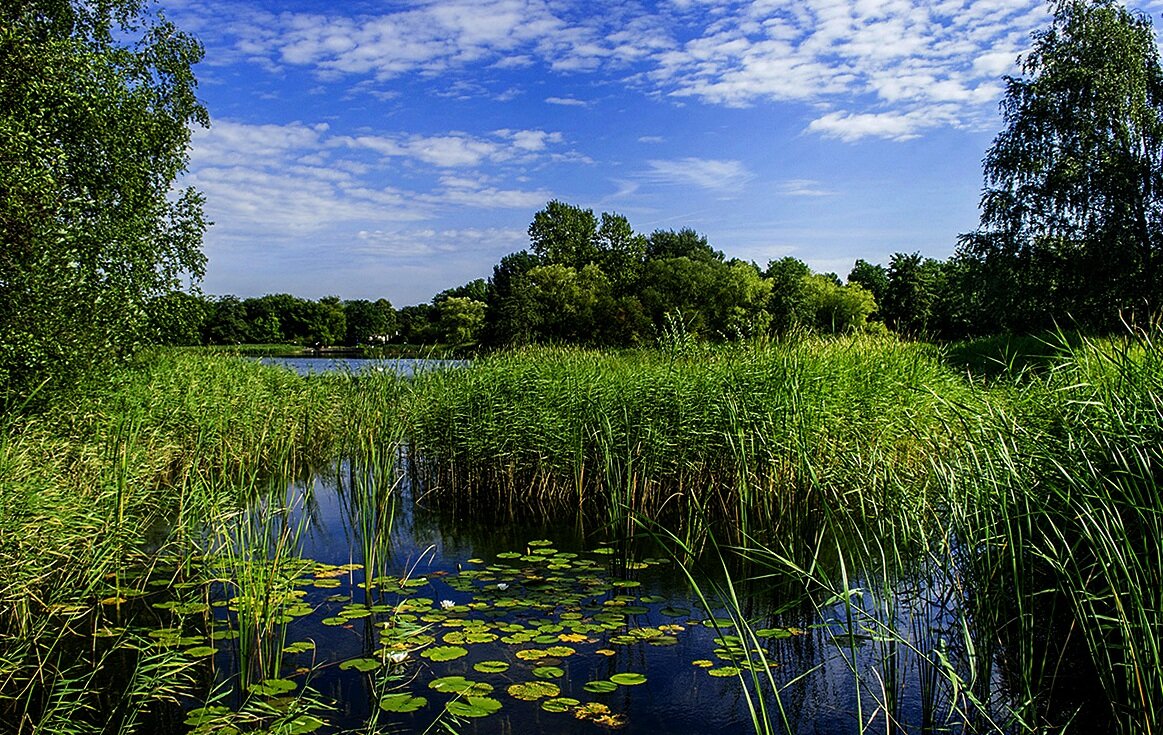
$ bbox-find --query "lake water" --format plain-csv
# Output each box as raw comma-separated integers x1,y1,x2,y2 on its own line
256,356,463,377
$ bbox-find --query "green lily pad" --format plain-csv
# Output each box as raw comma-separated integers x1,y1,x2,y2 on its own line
321,616,347,626
474,660,510,674
339,657,381,673
421,645,468,662
184,646,216,657
532,666,564,679
379,693,428,713
282,641,315,654
507,681,560,701
429,676,493,695
541,697,581,713
610,672,647,686
445,696,503,718
707,666,741,678
755,627,796,639
285,715,325,734
583,680,618,693
248,678,297,697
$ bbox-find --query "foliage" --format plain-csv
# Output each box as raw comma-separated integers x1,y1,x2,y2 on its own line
958,0,1163,332
344,298,396,346
0,0,208,401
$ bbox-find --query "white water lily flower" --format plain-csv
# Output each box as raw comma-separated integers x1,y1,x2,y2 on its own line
440,599,455,610
387,650,408,664
496,582,509,591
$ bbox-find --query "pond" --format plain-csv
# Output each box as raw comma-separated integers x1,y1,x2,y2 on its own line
256,356,464,377
99,461,991,735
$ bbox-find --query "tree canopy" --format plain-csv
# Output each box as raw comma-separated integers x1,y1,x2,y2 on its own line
959,0,1163,332
1,0,207,399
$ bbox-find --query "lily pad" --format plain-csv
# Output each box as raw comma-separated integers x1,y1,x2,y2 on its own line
532,665,564,679
379,693,428,713
583,680,618,694
707,666,741,678
421,645,468,662
541,696,581,713
285,715,325,734
339,658,381,673
507,681,560,701
610,672,646,686
429,676,493,696
474,660,510,674
445,696,502,718
248,678,297,697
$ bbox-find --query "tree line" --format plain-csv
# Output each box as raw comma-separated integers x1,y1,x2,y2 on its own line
154,204,976,350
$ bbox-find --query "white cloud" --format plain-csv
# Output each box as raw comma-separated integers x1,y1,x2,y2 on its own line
545,96,589,107
186,119,575,250
644,158,753,193
779,179,833,197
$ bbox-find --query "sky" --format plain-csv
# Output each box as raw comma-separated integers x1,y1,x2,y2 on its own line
167,0,1163,306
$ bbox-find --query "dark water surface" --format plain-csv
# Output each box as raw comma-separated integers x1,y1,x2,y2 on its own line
148,466,970,735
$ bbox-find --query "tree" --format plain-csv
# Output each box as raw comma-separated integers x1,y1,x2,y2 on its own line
801,275,877,334
883,252,943,335
646,228,723,263
435,297,486,345
595,212,647,293
847,259,889,315
1,0,207,398
482,251,540,346
959,0,1163,332
146,290,208,346
344,298,396,345
764,257,813,334
528,200,599,269
203,296,248,345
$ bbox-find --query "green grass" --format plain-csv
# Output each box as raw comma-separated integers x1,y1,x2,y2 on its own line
405,335,969,549
0,350,403,731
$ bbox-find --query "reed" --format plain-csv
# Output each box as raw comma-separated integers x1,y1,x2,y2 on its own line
940,329,1163,733
0,350,396,731
405,335,966,547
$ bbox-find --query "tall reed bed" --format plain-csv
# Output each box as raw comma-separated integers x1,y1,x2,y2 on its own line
0,351,404,732
938,330,1163,733
405,336,969,547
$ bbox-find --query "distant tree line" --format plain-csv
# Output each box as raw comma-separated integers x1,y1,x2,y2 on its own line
150,203,972,349
147,292,398,348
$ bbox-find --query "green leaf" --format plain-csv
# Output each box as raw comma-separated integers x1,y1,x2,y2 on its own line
445,696,503,718
379,693,428,713
421,645,468,662
610,672,646,686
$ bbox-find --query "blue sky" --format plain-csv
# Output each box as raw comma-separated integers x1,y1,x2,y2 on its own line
169,0,1163,306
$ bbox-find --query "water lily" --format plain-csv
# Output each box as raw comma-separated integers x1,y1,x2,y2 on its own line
496,583,509,591
387,650,408,664
440,599,455,610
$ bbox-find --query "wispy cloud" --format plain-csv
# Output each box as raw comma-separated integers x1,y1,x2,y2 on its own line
545,96,589,107
186,119,575,249
174,0,1067,141
644,157,753,193
779,179,834,197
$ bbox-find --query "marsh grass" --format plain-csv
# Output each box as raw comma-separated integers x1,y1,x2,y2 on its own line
0,351,400,732
406,335,966,548
938,329,1163,733
4,330,1163,734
